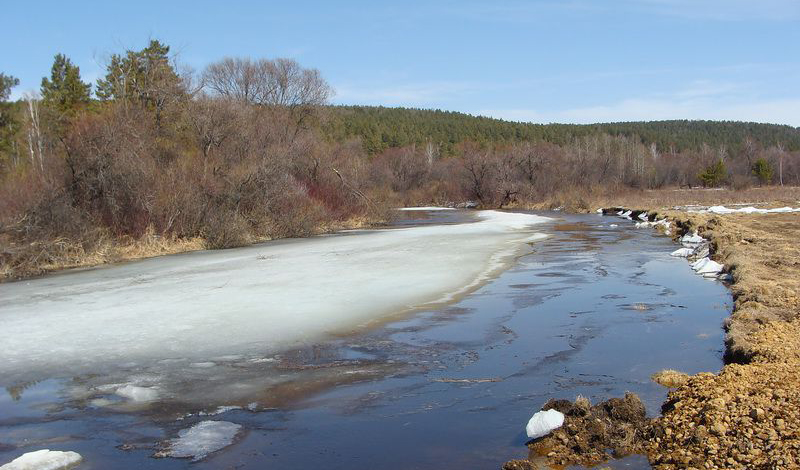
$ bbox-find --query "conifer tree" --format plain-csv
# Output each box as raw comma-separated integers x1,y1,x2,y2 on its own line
40,53,91,116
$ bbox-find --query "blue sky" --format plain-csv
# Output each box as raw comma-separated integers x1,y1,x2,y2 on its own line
2,0,799,125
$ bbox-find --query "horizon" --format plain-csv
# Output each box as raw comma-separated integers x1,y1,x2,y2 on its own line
3,0,799,126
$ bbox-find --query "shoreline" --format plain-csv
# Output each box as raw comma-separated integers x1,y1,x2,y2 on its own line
644,208,800,468
507,205,800,468
0,215,385,283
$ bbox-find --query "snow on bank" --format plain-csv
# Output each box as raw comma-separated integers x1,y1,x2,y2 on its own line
0,449,82,470
396,206,455,211
687,205,800,215
670,248,694,258
0,210,549,383
603,209,727,281
526,409,565,439
155,421,241,461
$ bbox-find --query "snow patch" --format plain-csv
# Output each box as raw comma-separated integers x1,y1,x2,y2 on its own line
0,449,82,470
396,206,455,211
681,232,705,246
670,248,694,257
635,219,670,230
691,257,724,277
526,409,565,439
688,205,800,215
158,421,242,461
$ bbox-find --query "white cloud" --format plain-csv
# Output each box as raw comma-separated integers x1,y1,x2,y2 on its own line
480,97,800,127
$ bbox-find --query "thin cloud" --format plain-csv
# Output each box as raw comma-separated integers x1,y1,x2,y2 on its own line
634,0,800,21
480,96,800,127
439,0,800,23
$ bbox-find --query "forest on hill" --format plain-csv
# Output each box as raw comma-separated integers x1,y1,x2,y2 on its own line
323,105,800,156
1,40,799,278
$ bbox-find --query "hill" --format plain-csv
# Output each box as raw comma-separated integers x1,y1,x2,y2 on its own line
323,106,800,155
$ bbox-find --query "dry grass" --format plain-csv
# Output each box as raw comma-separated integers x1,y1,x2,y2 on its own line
513,185,800,213
0,211,390,282
0,226,206,282
643,202,800,468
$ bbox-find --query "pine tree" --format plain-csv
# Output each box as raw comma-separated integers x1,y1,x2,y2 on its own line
698,160,727,187
40,54,91,116
751,158,773,185
0,73,20,158
95,40,181,107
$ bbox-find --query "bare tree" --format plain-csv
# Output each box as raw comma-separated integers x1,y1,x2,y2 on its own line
185,95,238,176
461,147,496,205
777,143,785,186
23,93,44,172
202,57,275,104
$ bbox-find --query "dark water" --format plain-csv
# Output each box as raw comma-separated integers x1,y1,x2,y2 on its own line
0,212,731,469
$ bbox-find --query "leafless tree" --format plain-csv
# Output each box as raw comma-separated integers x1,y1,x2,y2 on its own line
23,93,44,172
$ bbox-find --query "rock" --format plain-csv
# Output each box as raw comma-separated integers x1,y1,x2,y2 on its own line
0,449,82,470
526,409,565,439
750,408,765,422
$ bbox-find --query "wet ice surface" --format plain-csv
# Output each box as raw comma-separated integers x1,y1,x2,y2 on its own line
0,210,547,384
0,212,731,470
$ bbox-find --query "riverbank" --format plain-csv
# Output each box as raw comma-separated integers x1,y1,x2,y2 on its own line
502,195,800,469
0,214,383,282
645,209,800,469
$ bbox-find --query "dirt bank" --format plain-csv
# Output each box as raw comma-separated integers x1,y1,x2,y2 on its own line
502,203,800,469
645,210,800,469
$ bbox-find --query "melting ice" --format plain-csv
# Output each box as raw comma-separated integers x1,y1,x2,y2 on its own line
0,210,549,387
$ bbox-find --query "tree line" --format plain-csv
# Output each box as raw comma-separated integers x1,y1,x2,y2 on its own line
0,40,798,278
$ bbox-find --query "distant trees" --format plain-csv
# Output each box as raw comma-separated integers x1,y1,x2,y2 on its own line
4,39,800,279
0,73,20,164
698,160,727,187
96,40,184,123
751,158,773,185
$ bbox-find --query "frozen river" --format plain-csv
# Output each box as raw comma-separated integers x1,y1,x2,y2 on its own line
0,210,730,469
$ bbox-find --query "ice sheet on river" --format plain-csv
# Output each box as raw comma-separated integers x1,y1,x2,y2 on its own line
0,210,548,383
155,421,241,461
0,449,82,470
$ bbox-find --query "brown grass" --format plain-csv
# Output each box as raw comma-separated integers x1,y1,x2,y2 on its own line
512,185,800,213
0,226,207,282
641,200,800,468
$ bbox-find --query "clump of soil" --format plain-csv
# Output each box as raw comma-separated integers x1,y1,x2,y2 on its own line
651,369,690,388
504,393,650,468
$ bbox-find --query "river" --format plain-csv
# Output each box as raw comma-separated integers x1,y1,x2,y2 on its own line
0,210,730,469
